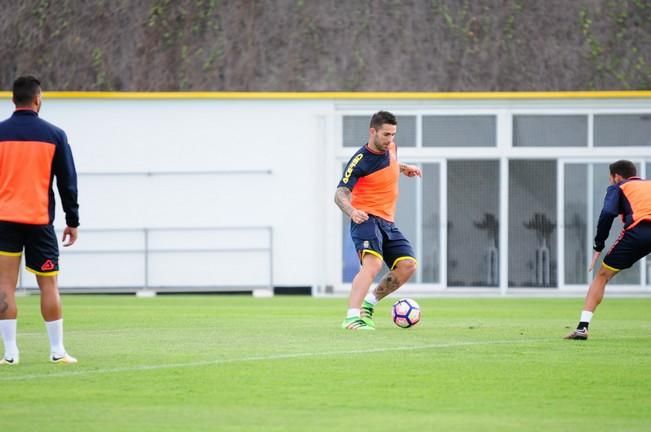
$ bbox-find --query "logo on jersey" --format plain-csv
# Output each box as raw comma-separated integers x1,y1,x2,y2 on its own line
363,241,370,249
41,260,55,271
342,154,364,184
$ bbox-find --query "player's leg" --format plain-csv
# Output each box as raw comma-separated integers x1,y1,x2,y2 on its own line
374,258,417,301
566,223,651,340
36,274,61,321
350,252,384,309
0,254,21,365
565,264,617,340
360,258,417,328
26,225,77,363
361,221,417,327
0,255,21,319
342,217,384,330
342,253,383,330
35,275,76,363
0,221,23,365
583,265,617,312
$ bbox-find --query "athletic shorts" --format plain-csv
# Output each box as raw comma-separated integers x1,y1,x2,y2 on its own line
350,214,416,269
0,221,59,275
602,222,651,272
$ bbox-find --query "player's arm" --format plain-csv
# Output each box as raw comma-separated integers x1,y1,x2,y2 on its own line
334,187,355,216
336,152,369,224
590,185,621,269
62,226,78,247
399,162,421,177
53,131,80,247
335,187,368,224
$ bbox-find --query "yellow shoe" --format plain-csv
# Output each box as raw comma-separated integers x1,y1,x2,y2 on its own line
50,353,78,364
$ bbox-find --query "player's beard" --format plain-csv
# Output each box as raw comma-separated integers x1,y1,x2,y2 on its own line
373,136,389,152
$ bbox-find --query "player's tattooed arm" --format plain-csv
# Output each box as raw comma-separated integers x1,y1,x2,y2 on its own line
335,187,369,224
373,273,401,301
334,187,355,216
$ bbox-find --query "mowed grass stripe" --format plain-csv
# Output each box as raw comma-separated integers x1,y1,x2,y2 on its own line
0,338,547,381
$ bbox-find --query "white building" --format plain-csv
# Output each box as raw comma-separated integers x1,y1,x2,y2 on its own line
2,91,650,296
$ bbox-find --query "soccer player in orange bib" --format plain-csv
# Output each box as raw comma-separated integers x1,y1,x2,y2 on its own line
0,76,80,364
565,160,651,340
335,111,421,330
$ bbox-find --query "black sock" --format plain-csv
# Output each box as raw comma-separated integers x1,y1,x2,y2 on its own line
577,322,589,330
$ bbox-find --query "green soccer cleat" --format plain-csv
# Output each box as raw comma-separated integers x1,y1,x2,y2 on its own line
341,317,374,330
360,300,376,328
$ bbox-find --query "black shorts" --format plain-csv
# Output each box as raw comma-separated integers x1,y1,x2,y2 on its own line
350,214,416,269
0,221,59,275
602,222,651,272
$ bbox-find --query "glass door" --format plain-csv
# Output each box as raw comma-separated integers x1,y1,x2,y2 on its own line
508,160,558,288
447,160,500,288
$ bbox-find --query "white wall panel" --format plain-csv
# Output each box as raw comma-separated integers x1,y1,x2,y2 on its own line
38,98,331,289
3,94,649,293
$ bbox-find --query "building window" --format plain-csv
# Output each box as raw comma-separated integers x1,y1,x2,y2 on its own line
594,114,651,147
343,115,416,147
513,115,587,147
422,115,496,147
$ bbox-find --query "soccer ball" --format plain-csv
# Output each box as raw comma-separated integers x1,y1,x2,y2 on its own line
392,298,421,328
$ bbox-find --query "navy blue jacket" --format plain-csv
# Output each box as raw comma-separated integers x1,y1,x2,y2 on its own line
0,110,79,227
594,177,651,251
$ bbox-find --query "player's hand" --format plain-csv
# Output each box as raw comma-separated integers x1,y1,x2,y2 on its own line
401,164,422,177
588,250,600,272
350,209,369,224
62,226,78,247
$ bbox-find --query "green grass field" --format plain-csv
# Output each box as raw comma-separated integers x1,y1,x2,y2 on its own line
2,295,650,431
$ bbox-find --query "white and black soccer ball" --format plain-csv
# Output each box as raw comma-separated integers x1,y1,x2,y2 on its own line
391,298,421,328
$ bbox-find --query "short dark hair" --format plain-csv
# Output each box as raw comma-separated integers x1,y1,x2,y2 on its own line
12,75,41,106
370,111,397,130
609,160,637,179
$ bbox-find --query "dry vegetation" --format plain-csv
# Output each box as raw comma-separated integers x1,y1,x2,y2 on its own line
0,0,649,91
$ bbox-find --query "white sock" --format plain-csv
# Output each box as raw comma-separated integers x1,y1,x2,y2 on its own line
45,319,65,356
0,319,19,358
346,308,361,319
580,311,593,323
364,293,378,306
